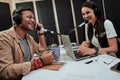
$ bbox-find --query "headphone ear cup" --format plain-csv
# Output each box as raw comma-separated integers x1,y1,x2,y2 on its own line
13,13,22,25
94,8,98,16
94,7,100,17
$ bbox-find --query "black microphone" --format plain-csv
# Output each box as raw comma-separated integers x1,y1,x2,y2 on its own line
69,20,88,34
36,26,61,35
36,26,51,32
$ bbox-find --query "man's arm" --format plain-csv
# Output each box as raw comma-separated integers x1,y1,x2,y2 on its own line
36,23,47,48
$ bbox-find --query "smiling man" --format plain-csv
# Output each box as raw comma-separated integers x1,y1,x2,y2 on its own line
0,6,54,80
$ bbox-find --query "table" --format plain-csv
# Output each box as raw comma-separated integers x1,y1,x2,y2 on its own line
22,47,120,80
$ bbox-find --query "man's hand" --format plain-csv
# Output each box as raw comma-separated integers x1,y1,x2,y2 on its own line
36,23,44,34
40,51,54,65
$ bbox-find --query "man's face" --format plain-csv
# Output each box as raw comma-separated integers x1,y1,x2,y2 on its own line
20,10,36,31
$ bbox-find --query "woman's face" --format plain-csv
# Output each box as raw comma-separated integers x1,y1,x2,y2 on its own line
81,7,97,25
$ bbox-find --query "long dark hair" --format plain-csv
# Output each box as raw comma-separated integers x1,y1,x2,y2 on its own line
81,1,105,39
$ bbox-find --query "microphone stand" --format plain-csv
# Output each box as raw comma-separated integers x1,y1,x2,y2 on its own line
68,24,85,35
69,20,88,35
69,25,79,34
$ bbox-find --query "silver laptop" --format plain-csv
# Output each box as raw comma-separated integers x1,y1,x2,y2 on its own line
61,35,98,61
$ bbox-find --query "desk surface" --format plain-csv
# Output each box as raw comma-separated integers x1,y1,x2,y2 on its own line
22,47,120,80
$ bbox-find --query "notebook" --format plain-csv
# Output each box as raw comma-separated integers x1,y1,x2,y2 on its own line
61,35,98,61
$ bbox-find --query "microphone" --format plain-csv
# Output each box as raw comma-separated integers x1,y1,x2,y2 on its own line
36,26,61,35
36,26,49,32
78,20,88,28
69,20,88,34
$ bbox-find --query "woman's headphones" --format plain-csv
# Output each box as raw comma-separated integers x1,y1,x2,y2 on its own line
93,4,101,17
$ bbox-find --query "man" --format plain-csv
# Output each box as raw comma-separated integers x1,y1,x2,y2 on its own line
0,6,54,80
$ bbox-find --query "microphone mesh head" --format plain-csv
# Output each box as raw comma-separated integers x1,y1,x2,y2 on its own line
36,26,41,30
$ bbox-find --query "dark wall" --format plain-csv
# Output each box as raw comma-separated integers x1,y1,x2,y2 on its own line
0,2,12,31
36,0,58,46
16,2,34,10
104,0,120,37
55,0,76,43
73,0,86,44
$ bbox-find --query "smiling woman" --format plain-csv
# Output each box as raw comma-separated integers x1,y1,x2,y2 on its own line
77,1,118,57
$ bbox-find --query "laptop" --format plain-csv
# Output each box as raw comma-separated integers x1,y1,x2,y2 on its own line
61,35,98,61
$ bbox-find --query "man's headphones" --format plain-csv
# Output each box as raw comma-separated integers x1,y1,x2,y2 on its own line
12,7,22,25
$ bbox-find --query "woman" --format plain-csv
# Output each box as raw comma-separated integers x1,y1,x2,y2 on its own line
77,1,118,56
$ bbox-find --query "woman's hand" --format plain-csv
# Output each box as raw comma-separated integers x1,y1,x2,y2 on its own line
78,47,96,56
77,41,90,54
77,41,96,56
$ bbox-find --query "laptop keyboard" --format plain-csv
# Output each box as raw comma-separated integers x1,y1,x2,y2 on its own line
73,50,97,60
73,50,82,58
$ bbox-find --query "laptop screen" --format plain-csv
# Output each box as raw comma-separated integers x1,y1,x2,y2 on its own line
61,35,98,61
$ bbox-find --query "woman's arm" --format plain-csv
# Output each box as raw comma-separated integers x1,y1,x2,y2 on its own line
98,37,118,54
99,20,118,54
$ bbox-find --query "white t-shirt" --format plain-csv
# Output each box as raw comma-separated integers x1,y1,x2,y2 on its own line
86,19,117,48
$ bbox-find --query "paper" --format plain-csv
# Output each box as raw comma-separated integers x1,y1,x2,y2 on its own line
94,54,117,65
42,62,66,71
61,62,99,80
62,73,96,80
